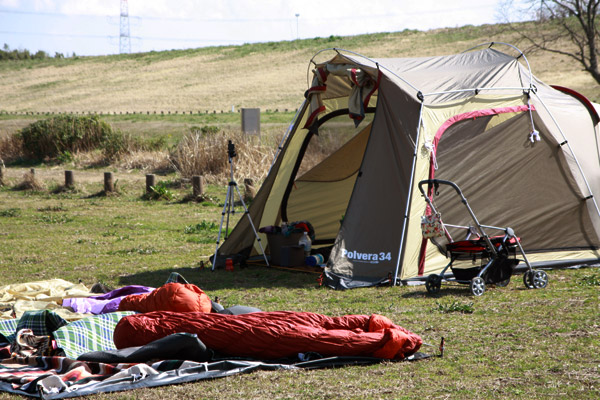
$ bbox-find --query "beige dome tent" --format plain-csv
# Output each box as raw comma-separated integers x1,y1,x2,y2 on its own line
215,42,600,289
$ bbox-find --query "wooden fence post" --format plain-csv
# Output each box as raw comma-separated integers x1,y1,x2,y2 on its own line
0,166,4,186
192,175,204,197
64,170,74,188
104,172,114,193
146,174,156,193
244,178,256,202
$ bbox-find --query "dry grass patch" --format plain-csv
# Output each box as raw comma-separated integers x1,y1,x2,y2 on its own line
170,130,278,184
13,170,45,191
116,150,173,173
0,133,23,164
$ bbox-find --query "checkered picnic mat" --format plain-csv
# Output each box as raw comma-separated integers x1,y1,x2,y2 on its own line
0,319,17,344
52,311,135,359
0,310,68,345
17,310,67,335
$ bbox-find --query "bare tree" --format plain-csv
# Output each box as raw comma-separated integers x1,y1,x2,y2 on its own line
506,1,600,84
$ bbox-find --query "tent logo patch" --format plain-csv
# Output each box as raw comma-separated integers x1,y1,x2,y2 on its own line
341,249,392,264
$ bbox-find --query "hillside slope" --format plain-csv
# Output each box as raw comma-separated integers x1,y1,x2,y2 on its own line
0,23,598,114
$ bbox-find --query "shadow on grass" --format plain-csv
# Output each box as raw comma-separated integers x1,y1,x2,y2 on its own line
401,286,476,299
117,264,320,291
402,280,528,298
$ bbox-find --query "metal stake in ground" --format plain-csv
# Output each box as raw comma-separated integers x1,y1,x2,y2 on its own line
212,140,269,270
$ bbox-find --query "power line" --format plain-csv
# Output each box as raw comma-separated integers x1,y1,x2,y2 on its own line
0,4,497,23
0,8,291,22
0,30,244,44
0,30,112,40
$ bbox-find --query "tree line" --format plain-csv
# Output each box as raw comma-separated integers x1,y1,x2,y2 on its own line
1,44,75,61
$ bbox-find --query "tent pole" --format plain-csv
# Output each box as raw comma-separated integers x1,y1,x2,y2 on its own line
392,100,425,285
462,42,534,87
532,93,600,218
308,47,421,94
423,87,528,97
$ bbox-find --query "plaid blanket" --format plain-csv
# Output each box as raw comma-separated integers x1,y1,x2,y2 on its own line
0,310,67,345
0,311,133,361
0,319,17,345
17,311,68,336
0,354,296,398
53,312,135,360
165,272,189,284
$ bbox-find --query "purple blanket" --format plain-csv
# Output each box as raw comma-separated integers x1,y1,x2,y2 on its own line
63,285,154,315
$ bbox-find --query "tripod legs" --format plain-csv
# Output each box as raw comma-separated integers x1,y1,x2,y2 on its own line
232,182,269,266
213,184,233,270
212,180,269,270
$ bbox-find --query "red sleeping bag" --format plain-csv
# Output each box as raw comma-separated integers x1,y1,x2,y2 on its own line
118,283,212,313
113,311,422,360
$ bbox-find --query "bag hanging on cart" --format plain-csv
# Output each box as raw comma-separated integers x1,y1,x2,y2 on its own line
421,213,445,239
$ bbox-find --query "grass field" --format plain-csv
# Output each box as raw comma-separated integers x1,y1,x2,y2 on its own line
0,179,598,399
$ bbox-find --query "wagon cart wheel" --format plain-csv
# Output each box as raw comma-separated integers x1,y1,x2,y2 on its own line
531,270,549,289
523,270,535,289
426,274,442,294
470,277,486,296
495,277,510,287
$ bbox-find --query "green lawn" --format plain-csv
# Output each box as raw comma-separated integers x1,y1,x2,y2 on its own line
0,175,598,399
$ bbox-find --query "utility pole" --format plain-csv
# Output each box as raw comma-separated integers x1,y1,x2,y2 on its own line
295,13,300,40
119,0,131,54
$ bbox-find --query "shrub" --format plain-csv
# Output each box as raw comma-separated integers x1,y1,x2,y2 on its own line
189,125,220,136
57,150,74,164
184,221,218,234
0,133,24,164
143,135,168,151
19,115,114,161
101,130,133,161
144,181,174,201
102,131,168,163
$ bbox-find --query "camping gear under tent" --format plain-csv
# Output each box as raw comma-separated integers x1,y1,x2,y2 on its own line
215,42,600,289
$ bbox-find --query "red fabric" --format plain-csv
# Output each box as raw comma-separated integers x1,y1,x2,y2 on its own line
446,240,487,254
113,311,422,360
117,283,211,313
446,236,520,254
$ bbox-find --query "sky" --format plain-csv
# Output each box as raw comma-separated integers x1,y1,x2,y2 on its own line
0,0,529,57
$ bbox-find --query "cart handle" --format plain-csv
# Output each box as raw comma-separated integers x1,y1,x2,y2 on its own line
418,179,467,203
418,179,498,257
